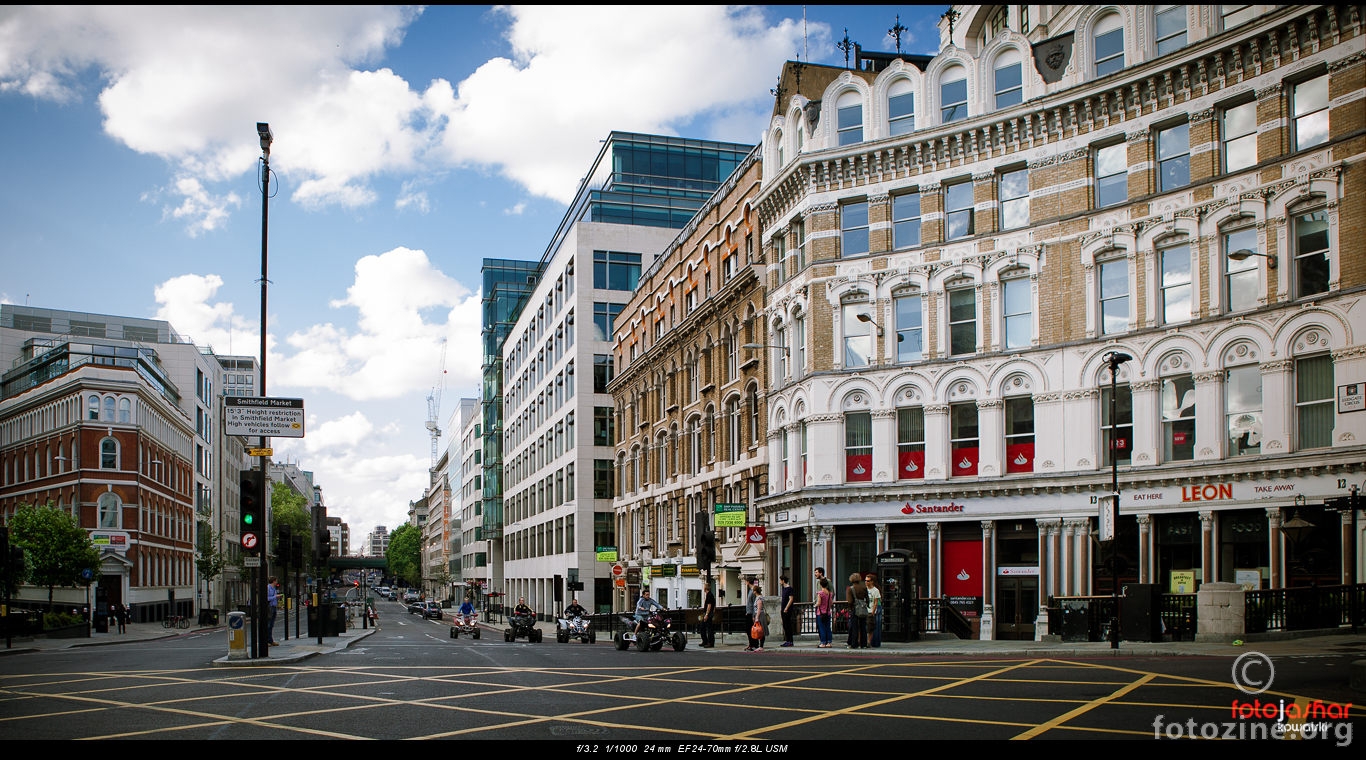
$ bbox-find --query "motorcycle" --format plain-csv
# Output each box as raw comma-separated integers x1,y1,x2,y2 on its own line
448,612,481,639
613,611,686,652
556,614,595,644
505,611,542,643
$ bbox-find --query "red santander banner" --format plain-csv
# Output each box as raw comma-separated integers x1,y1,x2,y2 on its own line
942,540,983,598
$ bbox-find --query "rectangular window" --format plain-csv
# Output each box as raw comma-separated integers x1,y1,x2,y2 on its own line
1222,100,1257,173
945,181,974,240
794,315,807,375
844,411,872,482
994,62,1022,108
1155,5,1187,56
948,287,976,356
896,407,925,480
837,103,863,146
1221,5,1257,28
950,402,979,477
1224,228,1260,312
593,459,614,499
889,92,915,135
1226,365,1262,456
773,233,786,284
1095,27,1124,77
894,292,923,362
1295,355,1334,449
685,288,697,314
593,302,623,342
1095,143,1127,208
793,219,806,272
593,250,641,291
775,325,788,379
892,192,921,249
594,354,613,393
1005,396,1035,473
1160,243,1192,324
1099,258,1129,334
941,75,968,123
1161,374,1196,461
1101,383,1134,466
1294,209,1330,298
841,201,869,257
723,251,737,282
1158,122,1190,192
843,302,873,368
998,168,1029,230
1001,276,1031,349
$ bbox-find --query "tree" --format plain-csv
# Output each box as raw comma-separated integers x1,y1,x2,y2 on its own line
269,481,311,563
9,502,102,609
195,523,227,612
386,524,422,587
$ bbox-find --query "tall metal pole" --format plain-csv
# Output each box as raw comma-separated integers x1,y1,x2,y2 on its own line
256,123,273,659
1105,351,1131,650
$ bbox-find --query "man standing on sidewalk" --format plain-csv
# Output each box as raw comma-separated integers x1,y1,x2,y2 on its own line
698,581,716,647
865,574,882,648
779,575,796,647
266,577,280,646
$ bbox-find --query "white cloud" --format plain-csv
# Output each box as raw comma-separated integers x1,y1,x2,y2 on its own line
151,274,257,355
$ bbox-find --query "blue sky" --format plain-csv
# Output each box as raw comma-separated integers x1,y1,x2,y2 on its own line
0,5,948,546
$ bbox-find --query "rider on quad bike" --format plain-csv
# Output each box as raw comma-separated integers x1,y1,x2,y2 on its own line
632,589,664,637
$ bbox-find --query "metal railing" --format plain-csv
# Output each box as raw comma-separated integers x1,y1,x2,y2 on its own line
1245,584,1365,633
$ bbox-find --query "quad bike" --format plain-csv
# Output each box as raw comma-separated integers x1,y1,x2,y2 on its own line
448,612,481,639
556,614,595,644
612,611,685,652
505,611,542,642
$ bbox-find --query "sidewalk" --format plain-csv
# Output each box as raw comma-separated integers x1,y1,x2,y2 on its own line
5,615,1364,689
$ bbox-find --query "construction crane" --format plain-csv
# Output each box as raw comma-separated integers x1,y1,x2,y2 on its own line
426,338,447,473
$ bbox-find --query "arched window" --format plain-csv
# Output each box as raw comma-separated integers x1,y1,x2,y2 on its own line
87,394,100,420
993,50,1023,108
118,398,131,423
1094,13,1125,77
775,129,785,165
100,437,118,469
888,78,915,135
940,66,968,123
103,396,115,421
836,90,862,146
98,491,120,529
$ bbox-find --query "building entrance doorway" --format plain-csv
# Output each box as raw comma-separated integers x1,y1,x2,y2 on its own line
995,576,1038,640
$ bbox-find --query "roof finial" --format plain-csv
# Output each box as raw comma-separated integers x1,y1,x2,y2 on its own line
889,14,908,55
837,27,855,69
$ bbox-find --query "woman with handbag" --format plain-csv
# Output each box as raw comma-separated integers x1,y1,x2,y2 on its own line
814,577,833,648
746,579,767,651
845,572,869,648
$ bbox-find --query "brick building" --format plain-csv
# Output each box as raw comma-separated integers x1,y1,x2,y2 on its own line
751,5,1365,639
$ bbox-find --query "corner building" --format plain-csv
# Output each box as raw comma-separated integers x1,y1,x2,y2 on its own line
753,5,1365,640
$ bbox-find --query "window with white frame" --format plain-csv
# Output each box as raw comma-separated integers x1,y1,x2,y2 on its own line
897,406,925,480
843,301,873,368
723,251,737,282
1094,14,1125,77
889,81,915,135
773,232,785,284
685,288,697,314
100,437,117,469
1222,100,1257,173
725,327,738,381
945,180,974,240
1001,274,1031,350
726,397,741,463
950,402,979,477
941,70,968,124
998,168,1029,230
1005,395,1035,473
1099,256,1130,334
799,420,808,483
1296,354,1334,449
1101,380,1133,466
748,385,760,445
1221,5,1258,29
688,418,701,473
775,324,789,379
1293,206,1330,298
841,201,869,257
837,93,863,146
780,425,791,486
948,286,977,357
1224,227,1260,312
1159,243,1192,324
893,191,921,249
1161,373,1196,461
794,311,807,374
1158,122,1191,192
845,411,872,482
1095,142,1128,208
98,492,120,529
894,291,923,362
1154,5,1187,56
1293,74,1329,151
793,218,806,272
994,53,1022,108
1225,364,1262,456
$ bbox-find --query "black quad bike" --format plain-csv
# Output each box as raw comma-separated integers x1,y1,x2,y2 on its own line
556,614,595,644
613,611,685,652
448,612,481,639
505,611,542,642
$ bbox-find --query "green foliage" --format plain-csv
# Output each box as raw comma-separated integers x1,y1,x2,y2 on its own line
386,523,421,586
9,502,102,606
270,481,312,563
43,611,86,629
195,523,227,587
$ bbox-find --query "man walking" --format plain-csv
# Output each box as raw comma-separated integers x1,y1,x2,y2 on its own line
698,581,716,647
779,575,796,647
266,576,280,646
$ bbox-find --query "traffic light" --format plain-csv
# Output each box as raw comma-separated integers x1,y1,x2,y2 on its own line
290,534,304,567
276,523,292,562
695,511,716,571
239,469,264,551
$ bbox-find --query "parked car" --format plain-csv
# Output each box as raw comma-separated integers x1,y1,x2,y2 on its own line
420,601,443,620
387,590,398,601
403,590,419,604
407,601,425,615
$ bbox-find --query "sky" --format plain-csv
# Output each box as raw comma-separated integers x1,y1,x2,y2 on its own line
0,5,949,550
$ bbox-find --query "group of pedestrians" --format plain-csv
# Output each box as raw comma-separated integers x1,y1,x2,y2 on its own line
740,567,883,649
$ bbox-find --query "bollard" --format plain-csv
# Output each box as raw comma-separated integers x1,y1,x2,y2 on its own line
227,611,248,660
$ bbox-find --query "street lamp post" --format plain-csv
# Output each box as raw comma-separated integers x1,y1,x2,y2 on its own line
1104,350,1132,650
255,122,273,659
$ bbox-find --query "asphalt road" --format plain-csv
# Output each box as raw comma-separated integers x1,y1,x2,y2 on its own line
2,609,1363,746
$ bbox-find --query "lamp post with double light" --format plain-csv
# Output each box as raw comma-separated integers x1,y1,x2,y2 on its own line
1103,350,1132,649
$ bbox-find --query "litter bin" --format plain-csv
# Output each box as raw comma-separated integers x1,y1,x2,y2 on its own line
198,609,220,626
93,612,109,634
1060,600,1089,642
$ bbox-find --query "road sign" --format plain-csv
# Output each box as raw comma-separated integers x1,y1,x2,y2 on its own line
244,556,261,567
225,397,306,438
611,564,623,576
715,502,746,527
246,447,274,457
241,533,258,550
